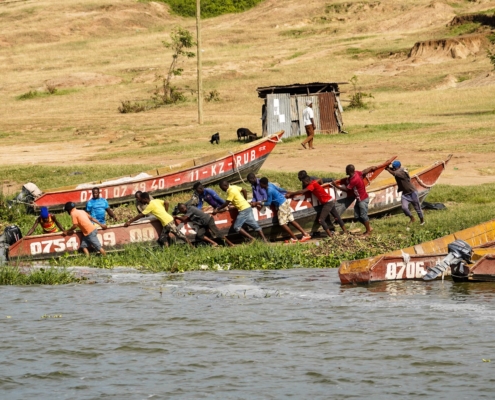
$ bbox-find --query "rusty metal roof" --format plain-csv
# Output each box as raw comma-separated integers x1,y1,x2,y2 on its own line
256,82,347,98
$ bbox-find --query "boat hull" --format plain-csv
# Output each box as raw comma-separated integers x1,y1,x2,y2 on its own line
451,254,495,283
339,218,495,284
7,157,396,261
338,155,451,219
32,132,285,211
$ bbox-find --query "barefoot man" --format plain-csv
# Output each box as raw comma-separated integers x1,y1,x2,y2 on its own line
332,164,377,236
63,202,107,257
253,177,311,243
214,180,268,243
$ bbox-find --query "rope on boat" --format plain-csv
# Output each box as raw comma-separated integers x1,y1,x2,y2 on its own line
415,175,436,189
229,151,246,184
414,156,451,189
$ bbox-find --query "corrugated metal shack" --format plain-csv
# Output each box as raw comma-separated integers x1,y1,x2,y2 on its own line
257,82,346,138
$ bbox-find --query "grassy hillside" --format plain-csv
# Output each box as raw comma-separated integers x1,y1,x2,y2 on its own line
1,0,495,190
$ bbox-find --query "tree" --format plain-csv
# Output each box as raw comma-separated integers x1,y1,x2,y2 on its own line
159,26,196,104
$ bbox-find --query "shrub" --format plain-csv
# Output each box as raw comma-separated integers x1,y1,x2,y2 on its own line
151,0,264,18
204,89,220,102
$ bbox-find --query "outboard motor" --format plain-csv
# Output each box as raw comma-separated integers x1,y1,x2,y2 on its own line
423,240,473,281
0,225,23,265
8,182,42,209
0,233,7,266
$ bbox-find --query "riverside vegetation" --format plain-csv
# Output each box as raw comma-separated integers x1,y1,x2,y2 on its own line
2,165,495,280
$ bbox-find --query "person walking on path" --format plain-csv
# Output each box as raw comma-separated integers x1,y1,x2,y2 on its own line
287,176,347,237
63,202,107,257
253,177,311,244
386,160,425,225
26,206,64,236
332,164,377,236
214,180,268,243
124,192,193,248
175,203,235,247
86,187,116,225
301,100,316,150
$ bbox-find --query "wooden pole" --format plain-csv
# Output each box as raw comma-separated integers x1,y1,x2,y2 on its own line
196,0,203,125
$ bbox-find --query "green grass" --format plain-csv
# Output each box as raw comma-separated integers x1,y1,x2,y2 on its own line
7,182,494,272
0,164,165,190
16,88,77,101
448,22,481,36
288,51,306,60
144,0,264,18
0,266,80,285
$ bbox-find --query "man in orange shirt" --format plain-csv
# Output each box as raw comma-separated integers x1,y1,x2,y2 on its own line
63,202,107,256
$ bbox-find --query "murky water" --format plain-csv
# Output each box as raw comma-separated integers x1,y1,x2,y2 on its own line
2,268,495,399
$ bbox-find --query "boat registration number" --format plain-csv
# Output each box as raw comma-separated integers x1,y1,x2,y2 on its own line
29,232,117,255
385,261,427,280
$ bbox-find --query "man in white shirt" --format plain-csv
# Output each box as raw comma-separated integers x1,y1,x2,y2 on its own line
301,100,316,150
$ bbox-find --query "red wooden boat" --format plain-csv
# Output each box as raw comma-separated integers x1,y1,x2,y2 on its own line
24,131,285,212
338,155,452,219
339,219,495,284
5,157,396,261
453,254,495,282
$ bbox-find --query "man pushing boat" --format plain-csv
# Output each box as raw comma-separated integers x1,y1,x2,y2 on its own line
124,192,193,248
214,180,268,243
385,160,425,225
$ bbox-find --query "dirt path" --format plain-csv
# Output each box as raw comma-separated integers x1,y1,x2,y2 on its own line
263,140,495,186
3,138,494,187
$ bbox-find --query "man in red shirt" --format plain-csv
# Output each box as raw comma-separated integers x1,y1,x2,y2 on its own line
286,176,346,237
332,164,377,236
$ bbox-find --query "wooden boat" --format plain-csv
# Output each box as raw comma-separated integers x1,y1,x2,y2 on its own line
6,157,396,261
338,155,452,220
339,219,495,284
452,253,495,283
27,131,285,212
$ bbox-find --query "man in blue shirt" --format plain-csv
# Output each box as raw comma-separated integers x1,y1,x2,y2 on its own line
252,177,311,244
86,187,117,225
192,182,225,210
247,173,267,202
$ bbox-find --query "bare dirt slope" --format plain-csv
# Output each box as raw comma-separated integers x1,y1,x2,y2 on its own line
1,0,495,186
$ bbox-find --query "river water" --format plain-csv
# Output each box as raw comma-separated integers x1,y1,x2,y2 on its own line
1,268,495,399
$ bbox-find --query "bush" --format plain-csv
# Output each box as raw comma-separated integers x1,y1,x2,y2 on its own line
152,0,264,18
17,90,41,100
204,89,220,102
347,92,374,110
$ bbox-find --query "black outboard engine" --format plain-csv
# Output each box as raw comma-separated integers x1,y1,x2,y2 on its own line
423,239,473,281
0,225,23,265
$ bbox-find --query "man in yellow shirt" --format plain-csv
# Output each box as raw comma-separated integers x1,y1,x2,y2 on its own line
214,180,267,243
124,192,192,248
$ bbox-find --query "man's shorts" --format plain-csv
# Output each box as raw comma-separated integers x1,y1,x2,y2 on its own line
233,208,261,233
80,229,102,251
354,197,370,223
277,200,294,226
196,217,223,240
159,222,187,244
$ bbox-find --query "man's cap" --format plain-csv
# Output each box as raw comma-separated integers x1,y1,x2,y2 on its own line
64,202,76,213
392,160,401,169
40,207,49,219
306,100,312,106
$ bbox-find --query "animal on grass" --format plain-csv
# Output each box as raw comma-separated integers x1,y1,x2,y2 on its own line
247,133,258,142
209,132,220,145
237,128,258,141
